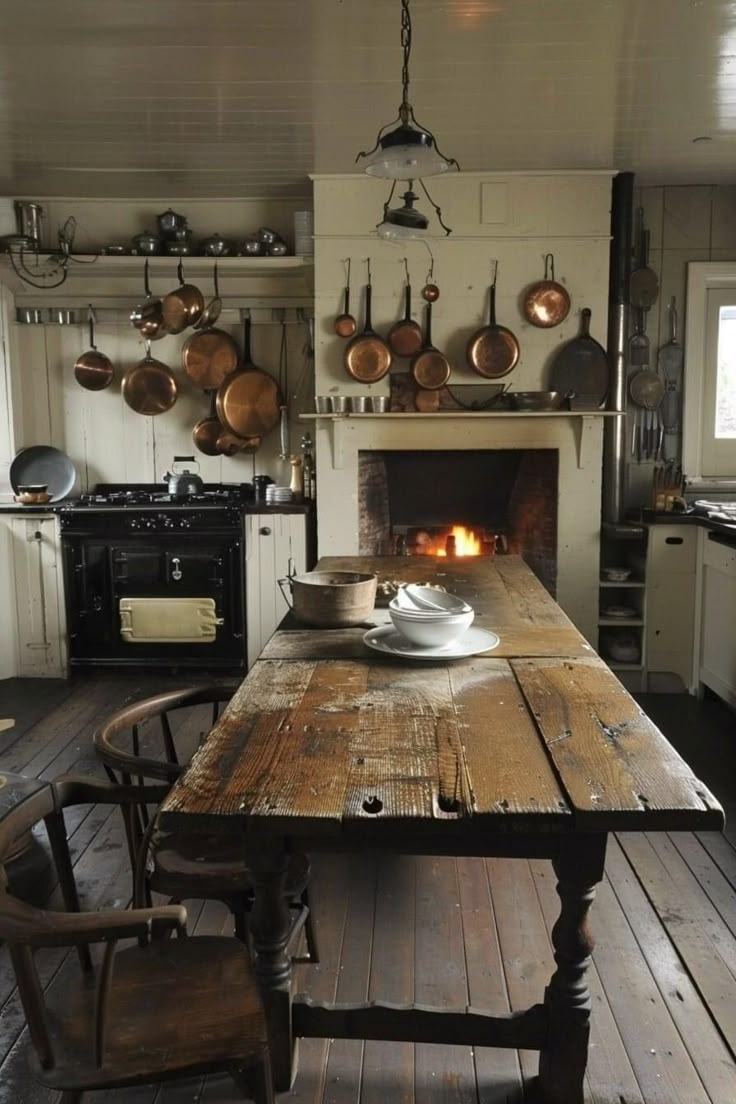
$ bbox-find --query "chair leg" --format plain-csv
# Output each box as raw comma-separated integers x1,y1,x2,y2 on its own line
302,888,319,964
231,1054,274,1104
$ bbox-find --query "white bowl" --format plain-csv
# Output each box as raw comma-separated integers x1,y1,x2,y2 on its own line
395,585,471,613
389,606,474,647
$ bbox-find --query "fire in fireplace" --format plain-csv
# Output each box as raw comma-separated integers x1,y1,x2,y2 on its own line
359,449,558,594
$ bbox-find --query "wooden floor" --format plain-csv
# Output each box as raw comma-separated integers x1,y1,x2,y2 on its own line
1,675,736,1104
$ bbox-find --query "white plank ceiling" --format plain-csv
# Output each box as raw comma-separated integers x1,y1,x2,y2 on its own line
1,0,735,197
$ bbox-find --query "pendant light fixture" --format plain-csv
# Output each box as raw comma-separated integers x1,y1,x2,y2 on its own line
356,0,458,238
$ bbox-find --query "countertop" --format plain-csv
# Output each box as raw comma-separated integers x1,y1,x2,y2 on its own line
634,509,736,541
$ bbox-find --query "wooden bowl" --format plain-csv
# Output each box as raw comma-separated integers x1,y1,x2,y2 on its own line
14,491,52,505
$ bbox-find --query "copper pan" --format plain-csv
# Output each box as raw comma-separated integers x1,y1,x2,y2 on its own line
122,339,177,416
218,430,262,455
388,260,423,357
344,264,391,383
334,258,357,337
410,302,450,390
182,327,238,389
466,263,520,379
130,258,168,341
161,259,205,334
192,392,225,456
216,315,280,438
74,308,114,391
522,254,570,329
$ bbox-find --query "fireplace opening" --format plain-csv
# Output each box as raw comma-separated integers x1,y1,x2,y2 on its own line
359,449,559,594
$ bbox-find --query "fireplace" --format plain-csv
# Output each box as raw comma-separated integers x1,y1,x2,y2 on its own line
359,450,558,594
312,413,604,646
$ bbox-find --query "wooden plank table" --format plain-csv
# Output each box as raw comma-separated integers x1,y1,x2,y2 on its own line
159,556,724,1104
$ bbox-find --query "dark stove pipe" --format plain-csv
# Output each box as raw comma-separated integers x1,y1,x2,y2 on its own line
603,171,634,523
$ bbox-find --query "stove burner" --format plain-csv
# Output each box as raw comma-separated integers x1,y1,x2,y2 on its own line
66,483,252,509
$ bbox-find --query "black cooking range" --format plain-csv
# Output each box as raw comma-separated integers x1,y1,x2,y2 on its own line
59,483,251,671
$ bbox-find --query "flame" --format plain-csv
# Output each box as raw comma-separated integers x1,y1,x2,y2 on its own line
434,525,482,557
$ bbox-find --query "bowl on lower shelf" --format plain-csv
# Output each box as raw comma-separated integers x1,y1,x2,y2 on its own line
604,634,641,663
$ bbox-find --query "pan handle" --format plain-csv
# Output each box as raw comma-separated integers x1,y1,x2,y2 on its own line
143,257,152,298
424,301,433,346
277,576,294,611
87,304,96,350
545,253,555,281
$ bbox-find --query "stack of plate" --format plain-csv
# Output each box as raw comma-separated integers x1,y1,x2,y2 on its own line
265,485,293,505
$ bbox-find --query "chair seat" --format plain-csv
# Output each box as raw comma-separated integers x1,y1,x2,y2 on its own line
151,827,310,900
33,936,268,1092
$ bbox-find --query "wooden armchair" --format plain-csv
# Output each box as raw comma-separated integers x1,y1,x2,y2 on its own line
94,684,318,962
0,774,273,1103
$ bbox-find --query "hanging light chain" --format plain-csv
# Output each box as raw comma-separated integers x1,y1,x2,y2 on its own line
400,0,412,118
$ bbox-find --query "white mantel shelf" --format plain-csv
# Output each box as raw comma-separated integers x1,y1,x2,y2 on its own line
300,411,622,469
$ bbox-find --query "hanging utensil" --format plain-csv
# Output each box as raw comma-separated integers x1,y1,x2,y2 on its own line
466,261,520,379
193,261,223,331
421,258,440,302
278,314,289,460
192,391,225,456
410,302,451,390
629,306,650,369
522,254,570,328
161,258,205,334
74,305,114,391
181,266,238,389
548,307,608,406
388,258,423,357
629,367,664,461
216,312,281,438
130,258,168,341
630,210,659,310
217,430,262,455
122,339,178,416
344,259,392,383
334,258,357,337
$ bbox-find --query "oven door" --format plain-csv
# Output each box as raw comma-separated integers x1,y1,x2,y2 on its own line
63,535,243,669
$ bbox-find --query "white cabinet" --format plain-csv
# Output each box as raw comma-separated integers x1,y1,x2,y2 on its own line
244,512,308,669
699,531,736,707
4,515,67,678
646,525,697,690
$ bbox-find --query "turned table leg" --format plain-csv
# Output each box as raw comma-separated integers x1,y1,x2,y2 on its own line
246,834,296,1093
538,833,607,1104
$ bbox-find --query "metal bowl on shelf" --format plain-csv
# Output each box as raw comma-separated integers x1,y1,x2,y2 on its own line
510,391,567,411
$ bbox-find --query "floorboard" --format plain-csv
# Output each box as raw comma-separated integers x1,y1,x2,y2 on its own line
0,679,734,1103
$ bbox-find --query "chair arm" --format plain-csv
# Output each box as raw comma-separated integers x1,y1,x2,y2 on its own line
52,773,170,809
0,892,187,948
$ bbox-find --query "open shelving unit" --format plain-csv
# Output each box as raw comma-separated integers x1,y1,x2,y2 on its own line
598,521,649,690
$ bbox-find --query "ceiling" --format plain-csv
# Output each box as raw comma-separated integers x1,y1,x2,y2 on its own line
2,0,736,198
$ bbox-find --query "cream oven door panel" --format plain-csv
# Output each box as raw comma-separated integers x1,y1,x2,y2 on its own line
119,597,224,644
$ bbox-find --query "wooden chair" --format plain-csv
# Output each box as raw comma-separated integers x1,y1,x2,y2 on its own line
93,684,318,962
0,774,273,1104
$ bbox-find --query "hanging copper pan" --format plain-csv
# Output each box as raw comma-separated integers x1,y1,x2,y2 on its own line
388,260,423,357
466,263,520,379
192,392,225,456
74,308,114,391
410,302,451,390
122,340,178,416
522,253,570,329
161,259,205,335
334,258,357,338
218,430,262,455
130,258,168,341
344,268,392,383
216,315,280,438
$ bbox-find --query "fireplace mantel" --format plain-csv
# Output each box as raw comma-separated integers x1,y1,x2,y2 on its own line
302,412,622,470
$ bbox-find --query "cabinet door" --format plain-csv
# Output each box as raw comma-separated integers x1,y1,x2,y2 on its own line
700,537,736,707
10,517,66,677
245,514,307,668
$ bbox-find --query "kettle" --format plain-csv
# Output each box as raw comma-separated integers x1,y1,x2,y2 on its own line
163,456,204,498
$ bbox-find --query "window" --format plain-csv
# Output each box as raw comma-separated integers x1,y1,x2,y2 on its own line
684,264,736,479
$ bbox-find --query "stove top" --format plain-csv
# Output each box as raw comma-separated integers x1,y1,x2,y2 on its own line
60,482,253,511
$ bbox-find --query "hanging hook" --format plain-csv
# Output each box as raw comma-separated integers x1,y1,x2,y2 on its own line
425,251,435,284
343,257,351,285
544,253,554,281
491,259,499,288
403,256,410,284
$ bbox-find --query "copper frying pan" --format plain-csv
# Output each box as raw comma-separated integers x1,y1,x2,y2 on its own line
466,263,520,379
344,261,391,383
216,315,281,438
388,259,423,357
74,308,114,391
182,327,238,389
410,302,451,390
162,259,205,335
522,254,570,328
122,340,178,416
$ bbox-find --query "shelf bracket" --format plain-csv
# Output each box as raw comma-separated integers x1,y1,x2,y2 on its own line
330,417,345,469
574,416,595,469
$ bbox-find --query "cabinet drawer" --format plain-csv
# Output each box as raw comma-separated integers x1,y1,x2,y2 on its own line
648,526,697,573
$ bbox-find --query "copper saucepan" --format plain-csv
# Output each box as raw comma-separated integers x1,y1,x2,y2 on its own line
122,339,178,416
334,258,357,338
388,258,423,358
130,258,168,341
344,260,392,383
522,254,570,329
74,307,114,391
216,314,281,438
192,391,225,456
466,263,520,379
162,259,205,335
410,302,451,390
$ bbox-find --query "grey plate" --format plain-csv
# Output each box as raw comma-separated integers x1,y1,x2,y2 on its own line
9,445,77,502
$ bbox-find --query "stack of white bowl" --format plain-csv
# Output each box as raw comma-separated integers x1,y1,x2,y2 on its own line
388,585,474,647
265,485,293,505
